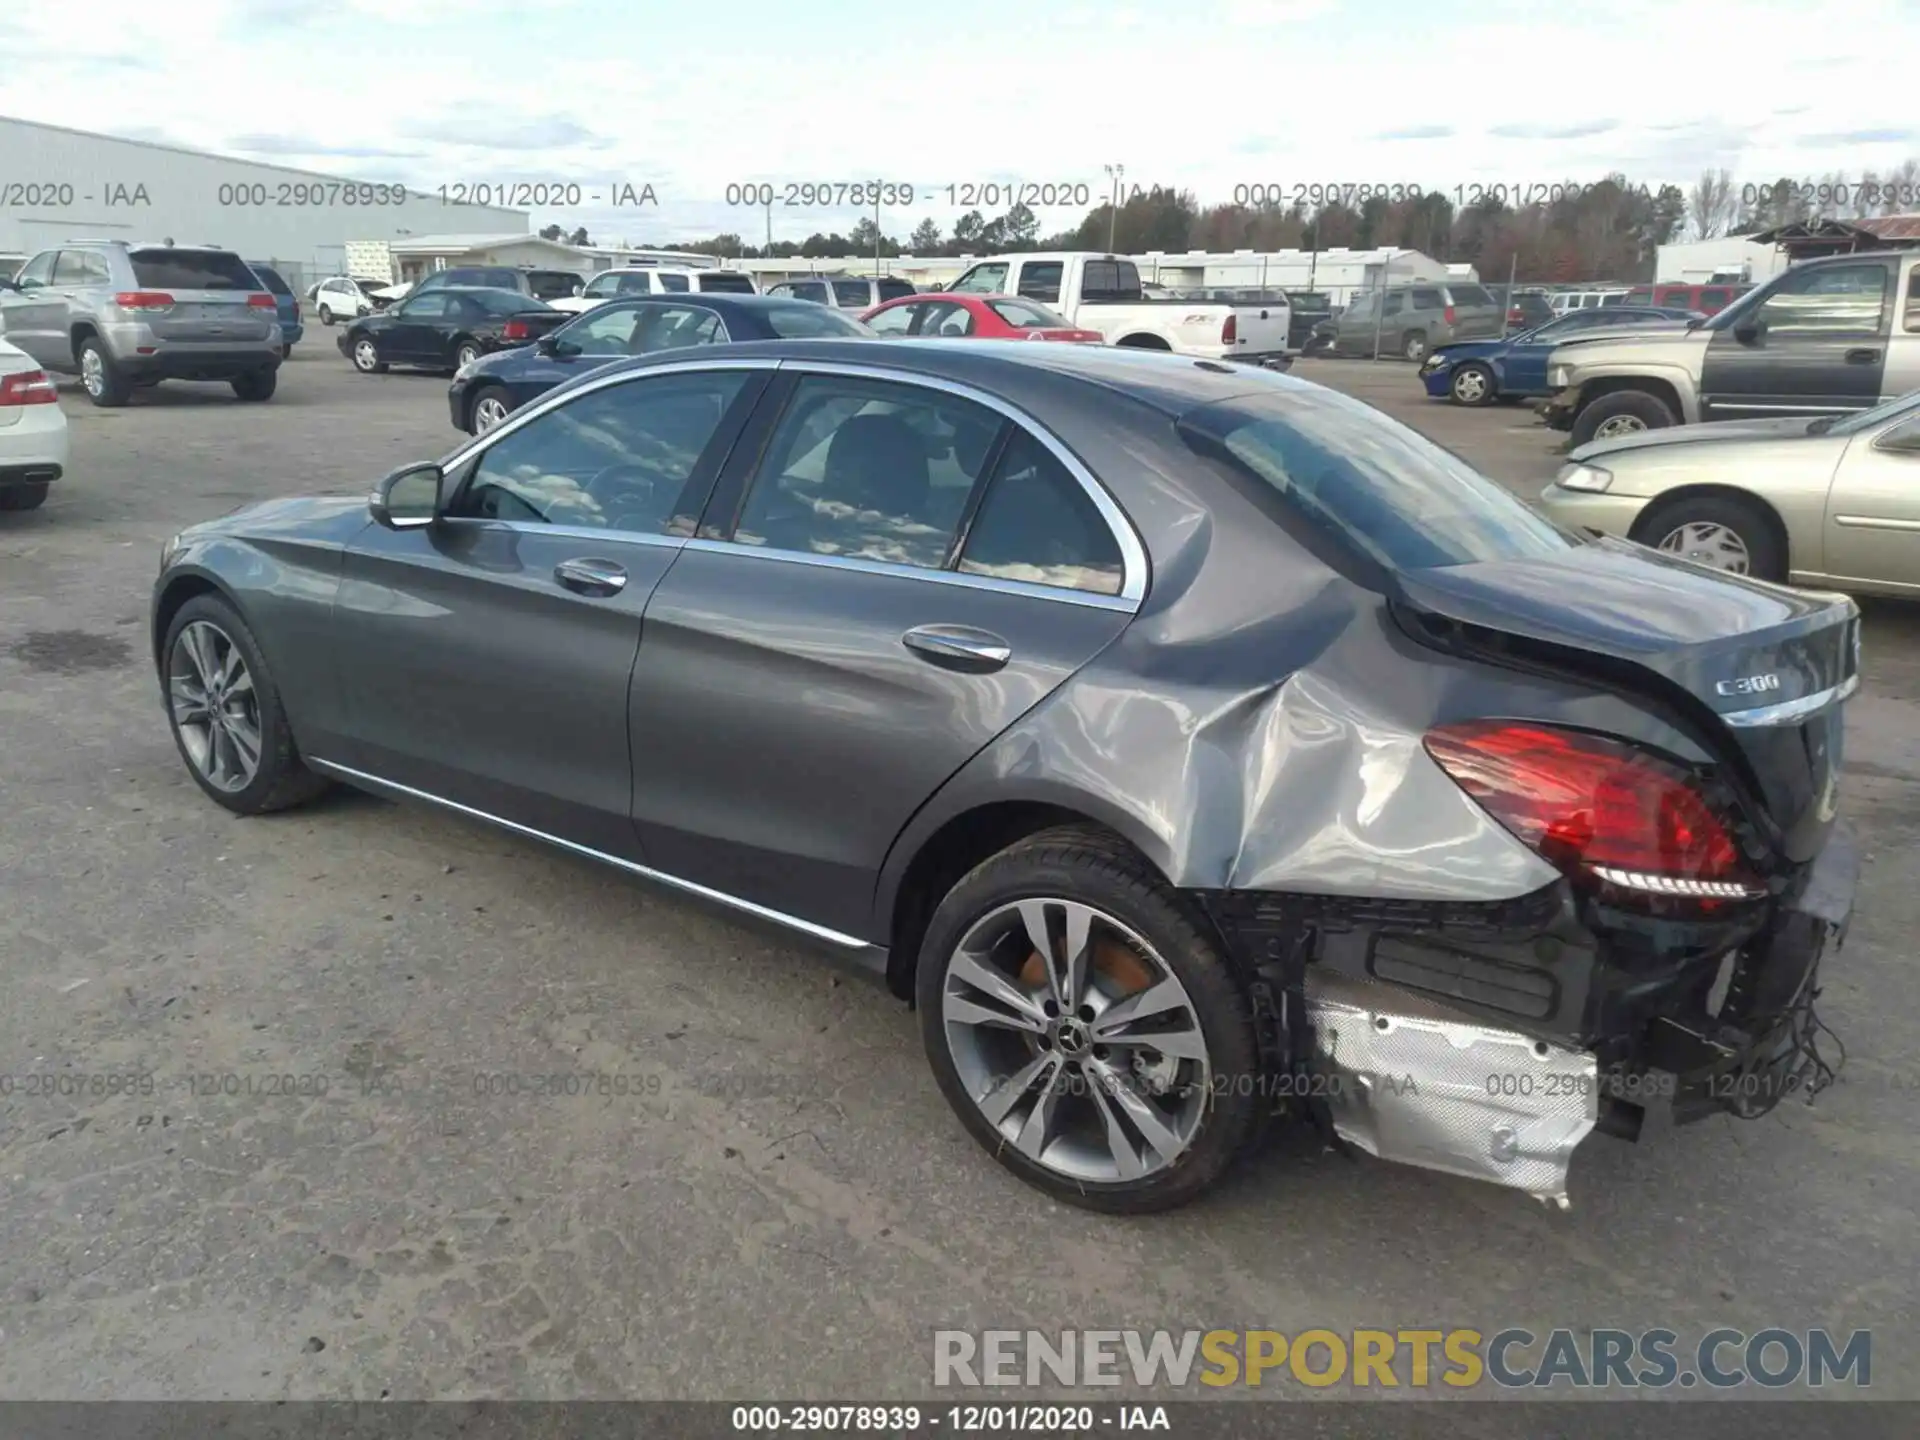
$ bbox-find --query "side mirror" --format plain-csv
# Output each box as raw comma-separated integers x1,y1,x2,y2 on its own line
535,333,560,355
369,462,444,530
1735,318,1765,344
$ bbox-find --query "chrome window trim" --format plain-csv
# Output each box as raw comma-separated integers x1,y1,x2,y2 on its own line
1719,673,1859,728
438,356,781,472
682,538,1134,612
746,358,1150,604
436,516,690,548
306,758,884,955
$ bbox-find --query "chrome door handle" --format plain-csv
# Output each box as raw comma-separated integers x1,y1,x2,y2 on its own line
901,624,1011,671
553,557,627,595
1844,348,1880,365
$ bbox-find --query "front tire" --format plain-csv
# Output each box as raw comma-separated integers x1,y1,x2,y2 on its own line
232,369,277,401
916,826,1262,1214
1449,362,1495,405
351,336,387,374
1570,389,1675,447
162,595,330,815
1636,493,1785,582
468,384,511,435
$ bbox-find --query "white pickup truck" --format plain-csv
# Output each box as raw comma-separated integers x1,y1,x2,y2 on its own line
945,252,1291,366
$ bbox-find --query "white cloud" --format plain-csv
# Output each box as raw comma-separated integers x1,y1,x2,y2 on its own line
1,0,1914,245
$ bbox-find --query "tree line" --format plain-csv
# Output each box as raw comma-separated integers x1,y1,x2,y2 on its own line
625,162,1919,283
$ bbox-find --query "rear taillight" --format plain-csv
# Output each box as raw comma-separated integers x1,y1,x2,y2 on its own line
1424,721,1763,904
247,293,277,310
113,291,175,311
1444,305,1457,325
502,319,530,340
1221,314,1238,344
0,369,57,406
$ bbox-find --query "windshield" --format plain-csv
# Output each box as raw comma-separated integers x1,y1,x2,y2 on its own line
1821,388,1920,436
988,298,1071,328
763,304,873,338
1180,388,1574,570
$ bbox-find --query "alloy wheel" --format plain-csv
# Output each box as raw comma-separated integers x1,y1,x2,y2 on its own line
473,394,510,433
168,621,264,792
940,898,1212,1183
1658,521,1751,574
354,339,379,371
1592,414,1647,439
81,347,105,397
1452,367,1488,403
457,345,480,368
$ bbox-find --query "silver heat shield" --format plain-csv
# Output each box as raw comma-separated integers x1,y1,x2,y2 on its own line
1303,969,1600,1205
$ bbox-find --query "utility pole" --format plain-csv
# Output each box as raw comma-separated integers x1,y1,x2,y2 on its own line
875,184,883,276
1104,163,1125,253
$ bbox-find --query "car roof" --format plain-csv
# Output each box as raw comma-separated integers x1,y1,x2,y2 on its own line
591,292,834,313
424,286,554,307
578,336,1296,417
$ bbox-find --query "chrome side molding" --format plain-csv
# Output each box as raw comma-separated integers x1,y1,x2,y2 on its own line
306,757,886,957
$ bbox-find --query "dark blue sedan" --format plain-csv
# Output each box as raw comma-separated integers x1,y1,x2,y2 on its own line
448,292,874,434
1418,306,1699,405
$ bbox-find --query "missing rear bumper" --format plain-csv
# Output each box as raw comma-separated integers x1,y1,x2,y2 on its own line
1303,969,1598,1206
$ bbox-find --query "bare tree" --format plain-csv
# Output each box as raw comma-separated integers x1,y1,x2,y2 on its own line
1687,169,1736,239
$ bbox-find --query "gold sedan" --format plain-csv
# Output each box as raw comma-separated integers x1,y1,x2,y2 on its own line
1536,392,1920,595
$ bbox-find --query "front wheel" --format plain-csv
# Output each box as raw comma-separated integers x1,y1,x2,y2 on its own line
1570,389,1675,447
1449,362,1495,405
1637,494,1785,582
468,385,511,435
351,337,387,374
162,595,330,815
916,826,1263,1214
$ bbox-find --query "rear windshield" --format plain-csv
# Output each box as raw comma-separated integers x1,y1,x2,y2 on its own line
526,270,583,299
1446,284,1496,308
876,277,917,300
697,272,757,293
130,249,259,289
468,288,553,315
831,280,873,307
248,264,291,295
989,298,1071,328
1180,389,1572,570
762,303,873,338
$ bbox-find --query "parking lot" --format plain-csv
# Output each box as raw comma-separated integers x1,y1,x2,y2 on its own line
3,346,1918,1403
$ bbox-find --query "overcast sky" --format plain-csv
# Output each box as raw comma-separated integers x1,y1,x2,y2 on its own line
3,0,1916,246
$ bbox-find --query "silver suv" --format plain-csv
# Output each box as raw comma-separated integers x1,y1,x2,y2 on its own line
766,276,917,309
0,241,282,406
1327,282,1505,361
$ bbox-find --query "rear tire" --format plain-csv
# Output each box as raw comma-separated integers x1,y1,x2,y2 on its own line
1635,493,1785,582
0,483,49,512
162,594,330,816
455,341,482,369
1570,388,1675,447
916,825,1263,1214
232,369,277,401
319,306,335,326
1401,330,1427,362
78,337,132,407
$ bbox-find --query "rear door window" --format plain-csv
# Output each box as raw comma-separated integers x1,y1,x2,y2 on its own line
791,281,830,304
831,280,874,307
129,249,259,289
1017,262,1064,302
957,429,1124,596
697,273,758,294
1179,389,1573,571
1411,288,1443,311
655,272,691,292
875,277,917,301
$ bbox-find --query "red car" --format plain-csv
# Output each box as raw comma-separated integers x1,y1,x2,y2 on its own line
859,291,1104,343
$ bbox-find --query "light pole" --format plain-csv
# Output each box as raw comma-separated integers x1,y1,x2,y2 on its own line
1103,164,1125,252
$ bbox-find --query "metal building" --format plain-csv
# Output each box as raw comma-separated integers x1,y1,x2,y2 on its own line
0,115,530,293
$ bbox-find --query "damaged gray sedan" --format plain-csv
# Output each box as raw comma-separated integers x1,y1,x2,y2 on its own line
149,339,1858,1213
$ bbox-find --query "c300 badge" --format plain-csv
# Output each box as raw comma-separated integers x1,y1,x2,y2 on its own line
1717,673,1782,697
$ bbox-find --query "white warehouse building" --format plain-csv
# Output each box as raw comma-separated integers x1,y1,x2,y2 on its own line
0,115,530,291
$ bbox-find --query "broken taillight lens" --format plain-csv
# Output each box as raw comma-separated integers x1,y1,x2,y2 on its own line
1424,720,1763,903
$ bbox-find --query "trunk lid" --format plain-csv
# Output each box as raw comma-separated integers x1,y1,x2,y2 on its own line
1395,541,1858,864
125,248,278,342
